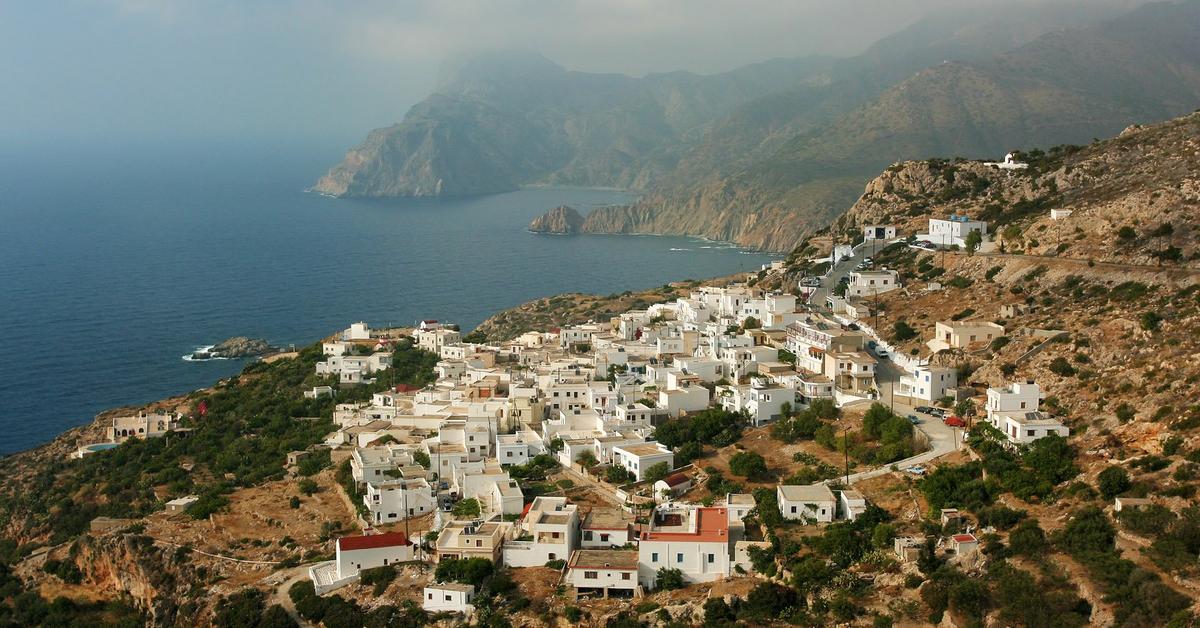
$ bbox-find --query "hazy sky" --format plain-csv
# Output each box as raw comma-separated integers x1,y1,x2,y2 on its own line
0,0,1126,145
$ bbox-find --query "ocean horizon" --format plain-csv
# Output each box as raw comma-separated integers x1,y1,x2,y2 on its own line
0,140,773,455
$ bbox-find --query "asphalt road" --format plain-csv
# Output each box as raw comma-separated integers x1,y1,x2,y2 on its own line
807,248,966,485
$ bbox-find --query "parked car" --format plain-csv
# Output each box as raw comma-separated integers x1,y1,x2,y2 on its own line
928,407,946,418
875,348,890,359
915,405,933,414
943,416,966,428
907,415,921,425
905,466,926,476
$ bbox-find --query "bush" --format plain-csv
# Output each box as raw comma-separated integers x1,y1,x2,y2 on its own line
434,557,493,586
359,565,397,596
1047,357,1076,377
451,498,481,518
654,568,686,590
1115,403,1136,423
644,462,671,484
1097,466,1131,499
1007,519,1046,556
297,478,318,496
893,320,918,342
729,452,768,480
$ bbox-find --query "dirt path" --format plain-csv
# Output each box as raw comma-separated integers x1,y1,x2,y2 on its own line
263,566,315,628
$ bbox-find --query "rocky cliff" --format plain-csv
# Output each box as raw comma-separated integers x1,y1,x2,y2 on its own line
527,205,585,234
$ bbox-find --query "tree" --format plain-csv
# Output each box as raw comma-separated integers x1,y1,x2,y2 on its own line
577,450,599,469
605,465,633,485
644,462,671,483
872,523,896,549
434,557,494,586
298,478,318,496
729,451,768,480
451,498,481,518
412,451,431,469
654,567,685,590
548,438,564,453
893,320,918,342
1097,466,1131,499
1008,519,1046,556
964,230,982,256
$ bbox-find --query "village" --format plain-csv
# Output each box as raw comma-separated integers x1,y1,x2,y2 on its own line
71,210,1107,621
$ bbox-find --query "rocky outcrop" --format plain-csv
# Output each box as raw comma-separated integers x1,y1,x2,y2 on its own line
837,111,1200,266
527,205,585,234
209,337,274,359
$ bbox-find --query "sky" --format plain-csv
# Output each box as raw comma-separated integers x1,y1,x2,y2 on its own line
0,0,1140,146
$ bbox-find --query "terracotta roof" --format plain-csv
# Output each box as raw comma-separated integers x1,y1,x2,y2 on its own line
641,507,729,543
662,473,690,487
952,534,977,543
338,532,411,551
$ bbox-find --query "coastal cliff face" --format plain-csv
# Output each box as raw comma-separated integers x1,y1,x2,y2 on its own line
527,205,584,234
315,2,1200,252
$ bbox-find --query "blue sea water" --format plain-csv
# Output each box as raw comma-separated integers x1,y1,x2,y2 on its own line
0,140,773,455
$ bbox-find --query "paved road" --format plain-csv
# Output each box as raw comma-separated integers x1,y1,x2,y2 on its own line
835,358,965,485
808,243,869,307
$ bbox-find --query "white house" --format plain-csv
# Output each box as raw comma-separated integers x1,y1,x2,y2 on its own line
717,380,794,427
637,505,732,589
310,531,415,594
612,443,675,482
838,490,868,521
922,214,988,249
416,328,461,354
777,484,836,523
364,477,436,525
653,473,693,500
423,583,475,614
726,493,756,524
565,549,639,598
899,365,957,402
846,270,900,298
581,509,634,548
658,382,710,418
928,321,1005,353
863,225,897,240
997,412,1070,445
343,321,372,341
502,497,579,567
986,381,1041,426
495,429,545,467
107,412,180,443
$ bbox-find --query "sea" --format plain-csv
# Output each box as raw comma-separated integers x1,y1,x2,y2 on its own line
0,139,773,455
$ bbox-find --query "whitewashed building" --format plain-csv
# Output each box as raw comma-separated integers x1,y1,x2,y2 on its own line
777,484,836,523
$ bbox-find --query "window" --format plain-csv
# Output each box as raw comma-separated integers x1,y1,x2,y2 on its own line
651,552,659,562
428,593,433,600
583,531,593,541
584,571,598,579
445,595,452,601
707,554,715,564
676,553,683,563
622,573,631,580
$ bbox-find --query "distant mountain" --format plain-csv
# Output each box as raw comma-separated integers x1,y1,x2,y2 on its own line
312,50,835,197
315,0,1198,252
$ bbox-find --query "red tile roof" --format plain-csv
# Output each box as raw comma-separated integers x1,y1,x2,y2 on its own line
338,532,411,551
952,534,977,543
663,473,690,487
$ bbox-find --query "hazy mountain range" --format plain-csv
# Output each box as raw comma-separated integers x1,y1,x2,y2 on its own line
314,0,1200,252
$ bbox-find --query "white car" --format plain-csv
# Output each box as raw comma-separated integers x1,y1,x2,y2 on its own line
875,348,890,359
